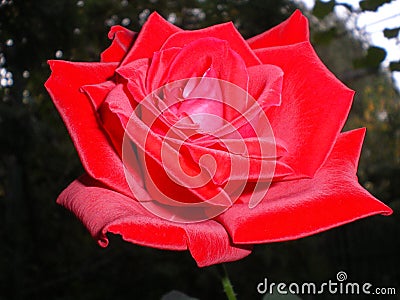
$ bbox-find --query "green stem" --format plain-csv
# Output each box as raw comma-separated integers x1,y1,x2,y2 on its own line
218,264,237,300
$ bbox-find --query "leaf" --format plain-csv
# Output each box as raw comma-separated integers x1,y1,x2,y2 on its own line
312,0,336,19
359,0,392,11
383,27,400,39
389,60,400,72
353,46,387,69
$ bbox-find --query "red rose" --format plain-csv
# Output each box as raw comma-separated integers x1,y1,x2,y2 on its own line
45,10,392,267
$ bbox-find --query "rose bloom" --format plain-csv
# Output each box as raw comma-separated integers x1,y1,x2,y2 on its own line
45,10,392,267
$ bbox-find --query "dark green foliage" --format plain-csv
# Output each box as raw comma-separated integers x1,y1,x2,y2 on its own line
359,0,392,11
312,0,335,19
310,0,399,72
390,60,400,72
353,46,387,69
384,27,400,39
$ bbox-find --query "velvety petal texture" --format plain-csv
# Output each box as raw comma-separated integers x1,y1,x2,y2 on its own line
58,175,251,267
101,25,136,63
256,42,354,179
45,10,392,267
247,10,309,49
121,12,181,63
44,61,132,197
217,129,392,243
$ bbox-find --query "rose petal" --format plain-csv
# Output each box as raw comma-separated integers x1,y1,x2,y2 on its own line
170,137,292,184
58,175,251,267
116,58,150,103
217,129,393,243
159,38,251,129
146,47,181,93
166,38,248,90
57,175,182,248
247,64,283,108
125,112,232,206
180,222,252,267
255,42,354,178
121,12,181,65
97,91,230,207
98,84,133,155
102,92,292,199
161,21,261,67
247,10,309,49
45,60,132,196
101,25,137,63
145,38,249,99
81,81,116,110
94,84,151,200
100,90,275,206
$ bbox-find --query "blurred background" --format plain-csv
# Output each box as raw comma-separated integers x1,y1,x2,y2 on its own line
0,0,399,299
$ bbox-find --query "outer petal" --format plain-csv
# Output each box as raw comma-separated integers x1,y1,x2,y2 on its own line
217,129,393,243
58,175,251,267
121,12,181,65
247,10,309,49
45,60,132,196
101,25,137,63
255,42,354,178
96,84,154,202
